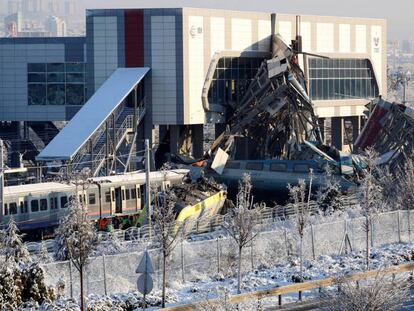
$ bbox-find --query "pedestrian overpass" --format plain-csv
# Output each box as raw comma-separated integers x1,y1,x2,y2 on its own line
37,68,149,177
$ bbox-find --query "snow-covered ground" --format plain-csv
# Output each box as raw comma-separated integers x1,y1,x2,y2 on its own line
34,241,414,310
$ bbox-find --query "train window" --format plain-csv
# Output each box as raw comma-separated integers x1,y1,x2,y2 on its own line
4,203,8,215
9,203,17,215
125,189,130,200
105,191,111,203
225,162,240,169
131,189,137,199
270,163,287,172
246,162,263,171
121,190,125,201
60,196,68,208
40,199,48,211
89,193,96,205
31,200,39,212
294,164,310,173
79,195,83,203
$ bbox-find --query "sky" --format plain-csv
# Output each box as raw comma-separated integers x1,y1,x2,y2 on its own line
81,0,414,41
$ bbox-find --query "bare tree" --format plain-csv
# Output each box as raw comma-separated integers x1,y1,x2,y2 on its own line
288,169,314,283
322,272,411,311
152,190,182,308
397,154,414,210
55,198,97,311
222,174,262,294
357,148,384,270
396,154,414,240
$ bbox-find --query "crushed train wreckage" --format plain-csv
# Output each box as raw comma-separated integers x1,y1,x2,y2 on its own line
173,32,414,202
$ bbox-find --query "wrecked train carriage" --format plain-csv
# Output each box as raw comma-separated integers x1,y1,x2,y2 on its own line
355,99,414,169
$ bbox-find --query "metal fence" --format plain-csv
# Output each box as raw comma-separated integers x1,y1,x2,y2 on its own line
41,209,413,300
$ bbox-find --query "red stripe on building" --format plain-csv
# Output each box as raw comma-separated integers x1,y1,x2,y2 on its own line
124,10,144,67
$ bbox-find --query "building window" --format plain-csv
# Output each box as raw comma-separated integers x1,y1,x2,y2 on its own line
308,58,379,100
208,57,264,106
28,62,86,106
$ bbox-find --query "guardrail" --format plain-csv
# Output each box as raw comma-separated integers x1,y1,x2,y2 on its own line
162,261,414,310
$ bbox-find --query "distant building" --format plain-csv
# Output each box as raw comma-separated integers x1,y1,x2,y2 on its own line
7,0,21,15
45,15,67,37
4,12,23,37
401,40,413,54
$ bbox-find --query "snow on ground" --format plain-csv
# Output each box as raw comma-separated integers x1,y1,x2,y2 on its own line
32,241,414,310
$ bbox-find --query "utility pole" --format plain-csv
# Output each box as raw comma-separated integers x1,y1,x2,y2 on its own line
145,139,151,238
0,139,4,214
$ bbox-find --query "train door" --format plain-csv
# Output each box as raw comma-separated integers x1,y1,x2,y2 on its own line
114,186,125,214
140,185,145,210
110,187,116,215
18,197,28,221
135,185,140,211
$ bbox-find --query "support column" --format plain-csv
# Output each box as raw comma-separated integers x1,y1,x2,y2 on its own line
170,125,180,155
331,117,344,150
351,116,361,143
192,124,204,159
215,123,226,139
318,118,325,143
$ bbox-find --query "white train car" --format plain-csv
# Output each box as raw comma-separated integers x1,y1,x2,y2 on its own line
1,169,188,236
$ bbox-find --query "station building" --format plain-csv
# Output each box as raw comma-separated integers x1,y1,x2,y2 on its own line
0,8,387,168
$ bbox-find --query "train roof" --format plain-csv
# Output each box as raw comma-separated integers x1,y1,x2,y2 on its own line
89,169,189,184
3,169,190,197
4,182,74,197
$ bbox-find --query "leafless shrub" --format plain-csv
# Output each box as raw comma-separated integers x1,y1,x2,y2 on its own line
196,287,264,311
396,154,414,210
321,272,411,311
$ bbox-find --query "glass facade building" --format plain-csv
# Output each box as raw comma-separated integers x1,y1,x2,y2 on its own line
28,62,86,106
207,57,264,105
309,58,379,101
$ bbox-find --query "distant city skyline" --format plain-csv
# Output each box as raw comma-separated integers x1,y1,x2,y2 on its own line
0,0,413,40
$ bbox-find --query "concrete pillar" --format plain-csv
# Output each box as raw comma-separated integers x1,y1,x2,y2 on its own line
331,117,344,150
170,125,180,155
159,125,168,144
192,124,204,158
318,118,325,143
215,123,226,139
351,116,361,143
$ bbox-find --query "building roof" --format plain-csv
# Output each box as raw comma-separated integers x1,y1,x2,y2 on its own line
36,67,150,161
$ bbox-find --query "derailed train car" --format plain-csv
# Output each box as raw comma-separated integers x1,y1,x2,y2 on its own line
1,169,188,237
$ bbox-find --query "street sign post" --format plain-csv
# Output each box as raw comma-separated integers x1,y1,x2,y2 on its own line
136,250,154,310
